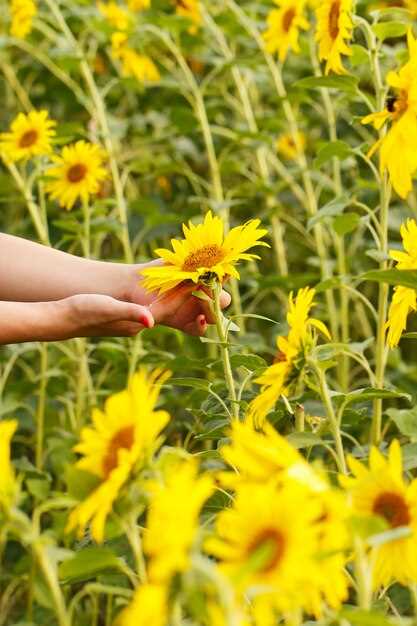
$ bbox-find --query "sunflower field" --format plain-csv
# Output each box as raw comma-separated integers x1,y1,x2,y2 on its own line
3,0,417,624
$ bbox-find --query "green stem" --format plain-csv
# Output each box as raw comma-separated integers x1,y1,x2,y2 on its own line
35,343,48,471
212,282,238,420
354,537,372,610
123,516,147,584
33,542,71,626
81,198,91,259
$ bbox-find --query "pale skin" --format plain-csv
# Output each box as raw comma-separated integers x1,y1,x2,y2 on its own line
0,234,231,345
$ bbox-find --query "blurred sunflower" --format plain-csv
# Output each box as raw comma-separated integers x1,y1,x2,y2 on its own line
67,369,171,543
111,32,160,82
9,0,37,39
141,211,268,294
315,0,353,74
340,440,417,588
98,1,130,30
144,459,213,583
385,219,417,347
175,0,201,34
206,481,321,614
46,140,107,210
263,0,309,63
247,287,330,425
127,0,150,9
0,420,18,511
0,110,56,162
116,583,167,626
362,30,417,198
276,131,306,160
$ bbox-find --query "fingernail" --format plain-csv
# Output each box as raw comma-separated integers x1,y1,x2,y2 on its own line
199,315,206,327
140,312,154,328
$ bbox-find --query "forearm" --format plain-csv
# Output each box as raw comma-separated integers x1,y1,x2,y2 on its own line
0,234,135,302
0,300,66,344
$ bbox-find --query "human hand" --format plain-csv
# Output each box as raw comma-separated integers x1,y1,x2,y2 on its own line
125,262,231,337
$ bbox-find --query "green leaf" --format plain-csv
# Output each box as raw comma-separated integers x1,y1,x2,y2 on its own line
339,607,396,626
372,21,408,41
229,355,267,371
286,432,322,449
294,75,359,93
59,547,124,584
307,195,350,230
170,377,210,390
361,269,417,290
386,407,417,441
335,387,411,408
314,141,353,168
332,212,360,236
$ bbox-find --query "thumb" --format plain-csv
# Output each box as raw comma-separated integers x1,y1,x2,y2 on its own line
121,303,155,329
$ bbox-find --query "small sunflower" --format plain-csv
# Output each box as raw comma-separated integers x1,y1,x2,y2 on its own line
340,440,417,588
315,0,353,74
116,583,167,626
67,369,171,543
111,32,160,82
385,219,417,347
276,131,306,160
247,287,330,425
0,110,56,163
141,211,268,295
46,140,107,210
206,481,321,614
0,420,18,511
362,30,417,198
144,459,213,583
263,0,309,63
175,0,202,34
98,1,130,30
9,0,37,39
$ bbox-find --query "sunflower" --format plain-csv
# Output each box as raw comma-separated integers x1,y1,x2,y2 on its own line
46,140,107,210
141,211,268,295
111,32,160,82
0,110,56,163
263,0,309,63
9,0,37,39
315,0,353,74
0,420,18,511
247,287,330,425
127,0,150,9
276,131,306,160
144,459,213,583
206,481,321,614
116,583,167,626
67,369,171,543
175,0,202,34
98,1,130,30
385,219,417,347
362,31,417,198
340,440,417,588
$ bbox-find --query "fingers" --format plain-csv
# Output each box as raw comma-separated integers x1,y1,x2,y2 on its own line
184,314,208,337
219,289,232,310
122,303,154,329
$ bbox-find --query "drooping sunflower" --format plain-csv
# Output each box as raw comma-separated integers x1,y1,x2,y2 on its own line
362,30,417,198
340,440,417,588
67,369,171,543
315,0,353,74
98,1,130,30
276,131,306,160
116,583,168,626
0,110,56,163
111,32,160,82
46,140,107,210
263,0,310,63
141,211,269,294
385,219,417,347
9,0,37,39
175,0,202,34
206,481,321,614
0,420,18,511
144,459,213,583
247,287,330,425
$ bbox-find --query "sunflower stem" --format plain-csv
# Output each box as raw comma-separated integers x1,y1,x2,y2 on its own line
212,281,239,420
354,537,372,610
35,342,48,471
123,515,147,584
33,541,71,626
81,197,91,259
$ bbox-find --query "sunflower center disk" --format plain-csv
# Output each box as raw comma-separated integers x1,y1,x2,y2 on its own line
328,1,341,40
67,163,88,183
248,528,286,573
282,8,296,33
182,244,225,272
19,129,39,148
373,491,411,528
103,425,135,477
